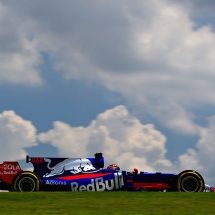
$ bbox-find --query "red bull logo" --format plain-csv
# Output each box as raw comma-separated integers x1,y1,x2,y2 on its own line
70,173,124,191
43,158,98,178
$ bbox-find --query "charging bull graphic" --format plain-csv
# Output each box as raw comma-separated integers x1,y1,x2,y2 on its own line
43,158,98,178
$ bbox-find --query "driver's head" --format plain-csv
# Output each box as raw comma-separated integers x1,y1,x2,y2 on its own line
107,164,120,170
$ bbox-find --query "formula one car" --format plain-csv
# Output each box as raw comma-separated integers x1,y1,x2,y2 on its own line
0,153,214,192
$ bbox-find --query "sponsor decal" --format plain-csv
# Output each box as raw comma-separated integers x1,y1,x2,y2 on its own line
3,170,19,174
70,173,124,191
4,164,21,171
31,158,44,163
45,180,66,186
43,158,98,178
2,163,21,175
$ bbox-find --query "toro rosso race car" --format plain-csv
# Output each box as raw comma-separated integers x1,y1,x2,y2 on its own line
0,153,214,192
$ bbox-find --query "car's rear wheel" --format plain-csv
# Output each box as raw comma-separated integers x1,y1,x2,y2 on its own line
177,171,204,192
13,172,40,192
17,176,36,192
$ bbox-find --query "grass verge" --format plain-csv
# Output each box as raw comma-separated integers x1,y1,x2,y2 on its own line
0,191,214,215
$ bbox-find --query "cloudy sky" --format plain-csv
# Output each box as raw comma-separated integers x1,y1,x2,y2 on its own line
0,0,215,185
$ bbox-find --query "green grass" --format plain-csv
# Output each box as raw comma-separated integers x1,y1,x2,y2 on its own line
0,192,214,215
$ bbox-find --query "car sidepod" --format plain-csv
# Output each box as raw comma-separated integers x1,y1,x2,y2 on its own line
122,171,178,191
41,169,124,191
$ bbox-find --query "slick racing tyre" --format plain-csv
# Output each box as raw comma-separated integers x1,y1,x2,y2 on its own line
13,172,40,192
177,171,204,192
17,177,36,192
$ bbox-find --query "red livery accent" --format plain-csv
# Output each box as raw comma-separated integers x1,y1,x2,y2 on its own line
0,162,23,184
56,173,112,180
31,158,44,163
133,182,171,189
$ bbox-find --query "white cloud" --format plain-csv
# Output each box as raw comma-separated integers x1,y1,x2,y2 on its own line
38,121,91,158
0,1,42,85
1,0,215,134
38,106,215,185
38,105,172,172
0,0,214,188
144,103,201,135
0,110,37,162
38,106,215,184
177,116,215,185
0,107,214,185
41,0,215,106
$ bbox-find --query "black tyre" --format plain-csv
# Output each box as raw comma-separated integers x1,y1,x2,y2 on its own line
13,172,40,192
177,171,204,192
17,176,36,192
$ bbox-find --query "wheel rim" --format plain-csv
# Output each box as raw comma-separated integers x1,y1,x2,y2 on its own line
18,177,36,192
181,176,199,192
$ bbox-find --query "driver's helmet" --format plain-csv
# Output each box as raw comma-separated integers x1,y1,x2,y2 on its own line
107,164,120,170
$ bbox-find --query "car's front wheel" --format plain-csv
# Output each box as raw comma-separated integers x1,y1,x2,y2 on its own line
177,171,204,192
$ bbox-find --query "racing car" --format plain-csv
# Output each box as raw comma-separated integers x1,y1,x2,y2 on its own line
0,153,214,192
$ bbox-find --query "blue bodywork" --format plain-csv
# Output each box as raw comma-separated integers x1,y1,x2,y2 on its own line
27,153,124,191
27,153,180,191
1,153,213,192
23,153,210,192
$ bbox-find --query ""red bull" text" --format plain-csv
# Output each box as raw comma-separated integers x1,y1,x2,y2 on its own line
70,173,123,191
